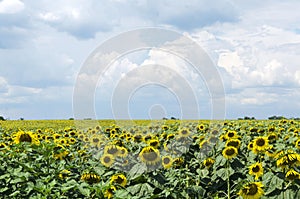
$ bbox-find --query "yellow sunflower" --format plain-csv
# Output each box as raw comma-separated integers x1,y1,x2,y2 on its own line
148,139,160,148
238,182,264,199
90,135,103,148
104,145,120,157
162,156,173,169
178,128,190,138
276,150,300,169
203,158,215,168
197,124,206,131
117,146,128,158
173,157,184,168
58,169,71,180
249,162,263,180
167,133,175,140
104,185,116,199
252,136,269,154
224,130,238,140
225,138,241,149
110,174,127,187
139,146,160,166
133,133,144,143
100,154,115,167
13,130,40,145
222,146,238,159
53,144,69,160
80,173,100,184
286,169,300,181
295,139,300,150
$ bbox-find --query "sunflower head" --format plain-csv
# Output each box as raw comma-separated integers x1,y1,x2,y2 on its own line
286,169,300,181
225,130,238,140
148,139,160,148
238,182,264,199
162,156,173,169
203,158,215,168
13,130,40,145
178,128,190,138
252,136,269,154
110,174,127,187
104,185,116,199
139,146,160,166
104,145,120,157
222,146,238,159
100,154,115,167
249,162,263,180
58,169,71,180
226,139,241,149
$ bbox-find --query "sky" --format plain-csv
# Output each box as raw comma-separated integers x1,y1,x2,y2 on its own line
0,0,300,120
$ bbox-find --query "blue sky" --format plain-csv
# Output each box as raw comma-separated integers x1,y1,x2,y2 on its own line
0,0,300,120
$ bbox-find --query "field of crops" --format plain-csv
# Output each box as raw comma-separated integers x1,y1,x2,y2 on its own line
1,119,300,198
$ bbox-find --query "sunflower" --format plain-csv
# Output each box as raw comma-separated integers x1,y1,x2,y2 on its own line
167,133,175,140
117,146,128,158
199,140,210,149
252,137,269,154
197,124,206,131
267,133,277,143
162,156,173,169
226,130,239,140
276,150,300,169
139,146,160,166
0,143,7,149
110,174,127,187
100,154,115,167
161,125,169,131
55,138,68,146
222,146,238,159
53,133,62,140
13,130,40,145
248,142,254,151
226,138,241,149
148,139,160,148
285,169,300,181
104,185,116,199
173,157,184,168
144,134,152,141
53,144,69,160
249,162,263,180
58,169,71,180
80,173,101,184
68,137,76,145
295,139,300,150
104,145,120,157
238,182,264,199
133,133,144,143
203,158,215,168
178,128,190,138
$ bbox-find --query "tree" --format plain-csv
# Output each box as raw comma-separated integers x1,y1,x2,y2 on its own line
0,116,5,121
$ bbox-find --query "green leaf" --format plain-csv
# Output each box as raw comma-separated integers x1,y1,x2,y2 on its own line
214,155,226,168
128,163,147,179
127,183,154,197
0,187,9,193
78,183,90,197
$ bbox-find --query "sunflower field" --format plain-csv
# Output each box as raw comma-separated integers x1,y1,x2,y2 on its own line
1,119,300,198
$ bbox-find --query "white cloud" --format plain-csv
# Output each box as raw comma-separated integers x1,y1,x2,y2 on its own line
0,76,9,93
39,12,60,22
0,0,24,14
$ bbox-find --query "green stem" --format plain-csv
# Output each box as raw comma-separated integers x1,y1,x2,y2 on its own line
227,160,230,199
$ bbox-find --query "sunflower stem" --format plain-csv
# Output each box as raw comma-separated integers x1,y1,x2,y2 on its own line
227,160,230,199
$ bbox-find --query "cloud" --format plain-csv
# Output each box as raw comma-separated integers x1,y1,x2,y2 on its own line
0,0,24,14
